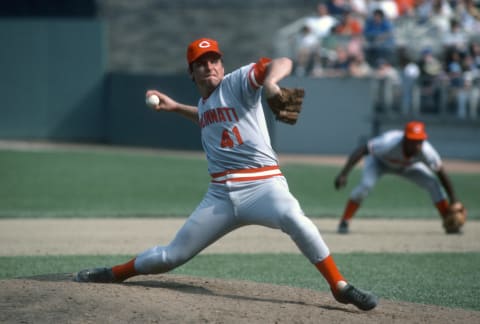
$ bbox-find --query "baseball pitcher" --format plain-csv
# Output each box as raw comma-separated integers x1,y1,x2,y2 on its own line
74,37,378,311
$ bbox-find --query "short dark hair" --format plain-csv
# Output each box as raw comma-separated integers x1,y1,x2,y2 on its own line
373,9,384,17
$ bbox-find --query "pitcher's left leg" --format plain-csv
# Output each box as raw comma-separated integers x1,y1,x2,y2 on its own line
237,177,378,310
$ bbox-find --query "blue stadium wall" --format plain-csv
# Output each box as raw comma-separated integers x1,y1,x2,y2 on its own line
0,19,107,141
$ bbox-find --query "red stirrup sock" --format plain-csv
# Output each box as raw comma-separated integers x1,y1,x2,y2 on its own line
315,255,347,294
341,200,360,222
111,258,138,282
435,199,449,219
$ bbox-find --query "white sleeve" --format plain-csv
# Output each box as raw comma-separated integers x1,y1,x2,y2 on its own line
421,141,443,171
367,135,385,155
229,63,262,109
367,131,402,156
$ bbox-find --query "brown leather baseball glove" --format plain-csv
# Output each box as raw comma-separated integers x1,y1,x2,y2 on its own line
266,87,305,125
443,202,467,234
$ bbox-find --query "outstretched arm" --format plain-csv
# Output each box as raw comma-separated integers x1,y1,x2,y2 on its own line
436,167,458,203
145,90,199,125
334,144,369,190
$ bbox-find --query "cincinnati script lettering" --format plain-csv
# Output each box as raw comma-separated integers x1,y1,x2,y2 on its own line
199,107,239,128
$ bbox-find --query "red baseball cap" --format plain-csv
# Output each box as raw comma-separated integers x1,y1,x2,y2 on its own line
404,121,428,140
186,38,223,65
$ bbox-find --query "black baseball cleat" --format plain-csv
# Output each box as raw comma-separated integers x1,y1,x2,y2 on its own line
74,267,117,283
337,220,350,234
444,227,462,234
333,284,378,311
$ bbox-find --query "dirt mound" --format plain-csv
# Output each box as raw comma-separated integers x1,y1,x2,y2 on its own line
1,273,478,324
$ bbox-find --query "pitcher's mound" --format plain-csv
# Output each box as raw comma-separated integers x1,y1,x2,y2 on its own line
1,274,478,323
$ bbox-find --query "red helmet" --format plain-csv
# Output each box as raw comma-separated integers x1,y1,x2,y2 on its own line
404,121,428,140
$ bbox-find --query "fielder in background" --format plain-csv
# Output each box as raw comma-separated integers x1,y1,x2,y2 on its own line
334,121,466,234
75,37,378,311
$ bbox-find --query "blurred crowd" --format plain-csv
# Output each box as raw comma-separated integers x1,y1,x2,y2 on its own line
282,0,480,119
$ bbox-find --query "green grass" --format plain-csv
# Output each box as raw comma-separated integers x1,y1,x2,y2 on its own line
1,147,479,312
0,149,479,219
2,253,479,311
0,149,208,217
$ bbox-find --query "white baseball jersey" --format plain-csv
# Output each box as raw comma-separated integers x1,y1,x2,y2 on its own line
134,60,331,275
198,62,278,175
368,130,442,171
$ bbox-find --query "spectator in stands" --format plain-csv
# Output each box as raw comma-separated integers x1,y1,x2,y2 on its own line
394,0,415,17
462,48,480,119
417,48,444,112
306,2,341,73
363,9,396,66
415,0,432,23
367,0,399,20
452,0,480,34
442,19,469,52
349,51,373,77
445,46,480,120
445,48,468,118
323,45,352,77
345,33,365,63
305,2,338,39
372,58,401,111
415,0,453,30
326,0,351,19
469,40,480,71
332,10,363,36
428,0,454,33
310,54,327,77
350,0,369,18
400,59,421,115
293,24,321,76
332,10,365,61
464,0,480,23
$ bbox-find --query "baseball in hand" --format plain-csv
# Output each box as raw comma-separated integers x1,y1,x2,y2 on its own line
146,94,160,108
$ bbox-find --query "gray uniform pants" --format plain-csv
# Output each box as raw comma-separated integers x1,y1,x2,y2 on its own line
350,155,447,203
135,176,330,274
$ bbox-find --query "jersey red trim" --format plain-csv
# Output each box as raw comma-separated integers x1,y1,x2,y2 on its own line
210,165,282,183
